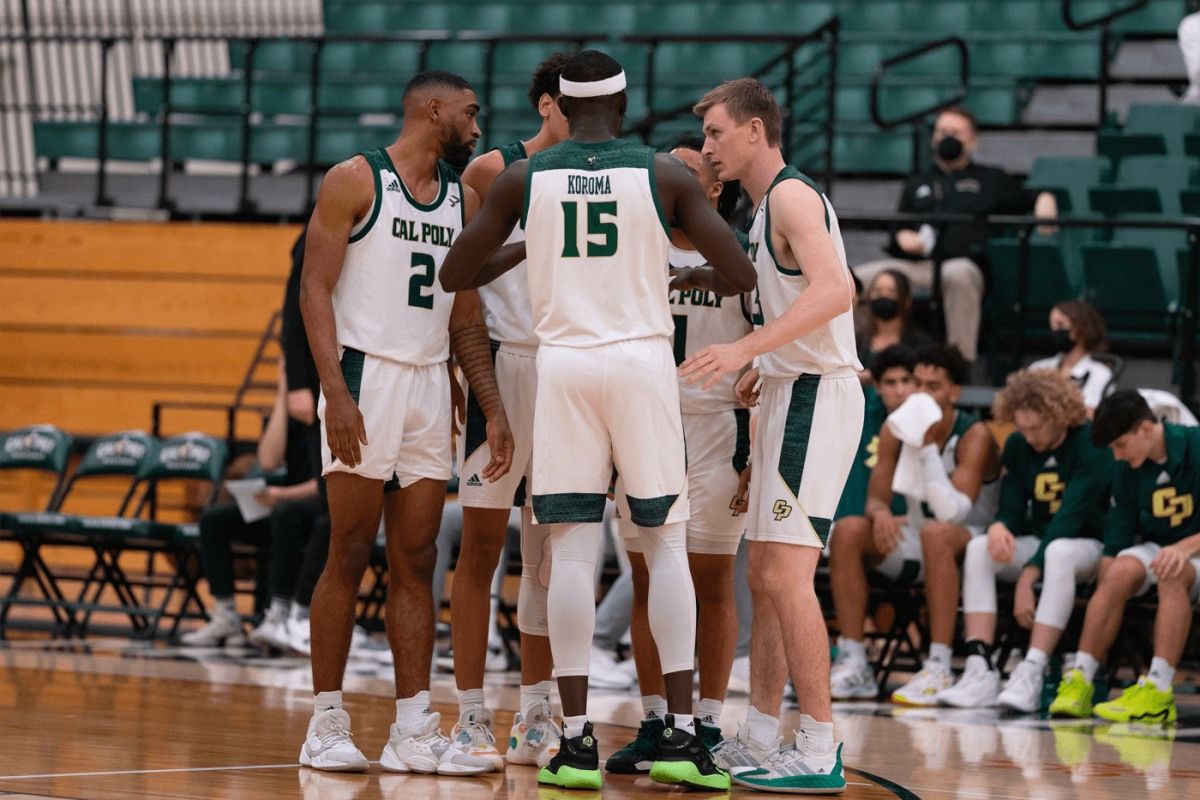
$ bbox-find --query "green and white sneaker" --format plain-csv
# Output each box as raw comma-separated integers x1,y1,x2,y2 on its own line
733,741,846,794
1048,668,1095,719
537,722,602,790
648,715,730,791
1094,677,1177,724
710,723,781,775
604,716,663,774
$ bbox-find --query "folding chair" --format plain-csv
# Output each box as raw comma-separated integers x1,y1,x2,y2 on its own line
0,425,74,637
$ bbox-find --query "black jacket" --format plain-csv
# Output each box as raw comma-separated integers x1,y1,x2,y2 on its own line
887,161,1039,266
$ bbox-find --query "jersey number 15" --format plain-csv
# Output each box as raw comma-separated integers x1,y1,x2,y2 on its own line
561,200,618,258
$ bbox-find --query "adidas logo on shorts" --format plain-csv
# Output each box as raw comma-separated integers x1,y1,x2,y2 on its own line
466,474,483,487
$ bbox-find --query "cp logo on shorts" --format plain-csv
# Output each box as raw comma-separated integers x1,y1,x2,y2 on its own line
772,499,793,522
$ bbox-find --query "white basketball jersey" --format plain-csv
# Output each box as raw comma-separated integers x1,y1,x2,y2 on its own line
747,166,861,378
478,141,537,347
333,148,464,365
668,244,754,414
522,139,672,348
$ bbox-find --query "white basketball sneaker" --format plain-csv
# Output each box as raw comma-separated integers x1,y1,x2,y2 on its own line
180,606,245,647
289,618,312,656
997,660,1045,714
248,616,292,651
938,663,1001,708
830,652,879,700
299,708,369,772
710,723,782,776
450,707,504,772
506,700,561,767
891,663,953,707
380,711,492,776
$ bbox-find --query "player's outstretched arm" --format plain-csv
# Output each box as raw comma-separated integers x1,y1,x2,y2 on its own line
440,162,526,291
300,157,373,468
656,154,756,295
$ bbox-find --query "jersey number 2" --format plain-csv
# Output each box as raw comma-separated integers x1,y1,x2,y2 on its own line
409,252,435,309
561,200,618,258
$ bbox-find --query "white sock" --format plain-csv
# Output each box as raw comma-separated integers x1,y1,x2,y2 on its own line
266,596,290,624
289,603,310,623
396,690,432,730
1025,648,1049,669
314,690,341,714
1148,657,1176,691
965,654,990,673
1073,651,1099,683
746,705,779,748
697,697,722,728
563,714,588,739
520,680,554,719
672,713,695,733
458,687,485,719
214,596,237,618
798,713,835,757
642,694,668,721
927,643,953,669
838,637,867,663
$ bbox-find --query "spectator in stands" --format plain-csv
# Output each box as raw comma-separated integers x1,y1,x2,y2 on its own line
828,344,915,699
854,106,1058,364
935,370,1113,712
182,366,321,648
1180,9,1200,104
1028,300,1113,412
856,269,930,381
1050,390,1200,724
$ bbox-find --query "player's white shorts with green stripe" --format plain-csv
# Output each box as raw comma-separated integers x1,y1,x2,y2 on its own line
458,342,537,509
531,337,689,528
745,372,863,549
318,347,451,486
619,408,749,555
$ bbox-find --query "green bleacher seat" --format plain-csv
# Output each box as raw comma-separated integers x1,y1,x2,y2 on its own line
988,237,1081,321
1027,155,1111,215
1081,242,1176,340
834,129,912,173
1182,188,1200,216
34,120,160,162
134,77,241,116
1111,0,1188,35
1096,131,1168,166
170,124,242,162
1114,155,1197,215
1124,105,1200,157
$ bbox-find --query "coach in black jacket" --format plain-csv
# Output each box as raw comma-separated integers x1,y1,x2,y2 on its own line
854,106,1057,363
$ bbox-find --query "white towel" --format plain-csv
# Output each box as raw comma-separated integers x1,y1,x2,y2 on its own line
887,393,944,501
1138,388,1199,427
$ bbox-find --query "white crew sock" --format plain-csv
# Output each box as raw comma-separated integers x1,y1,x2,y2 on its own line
1073,651,1099,683
746,705,779,748
798,713,835,757
1148,657,1176,691
671,713,696,733
641,694,668,721
838,637,867,663
520,680,554,719
396,690,432,730
289,603,310,623
266,596,290,624
314,690,342,715
1024,648,1049,669
458,687,485,719
927,643,953,669
563,714,588,739
214,596,237,618
697,697,723,729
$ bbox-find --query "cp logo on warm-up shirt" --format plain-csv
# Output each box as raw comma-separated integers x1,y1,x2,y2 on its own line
1034,471,1065,514
1152,486,1194,528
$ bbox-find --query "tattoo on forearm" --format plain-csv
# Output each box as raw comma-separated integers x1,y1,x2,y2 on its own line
451,322,503,418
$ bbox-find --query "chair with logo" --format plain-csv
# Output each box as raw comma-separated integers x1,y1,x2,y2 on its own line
0,425,74,637
69,432,228,638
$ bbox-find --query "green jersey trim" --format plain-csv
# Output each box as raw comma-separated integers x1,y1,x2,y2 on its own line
380,147,449,212
646,150,672,239
762,165,830,277
348,149,385,244
498,140,528,168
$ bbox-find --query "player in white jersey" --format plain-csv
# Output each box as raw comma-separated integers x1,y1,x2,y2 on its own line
441,51,755,792
298,71,513,776
606,134,753,775
449,53,570,771
682,78,863,794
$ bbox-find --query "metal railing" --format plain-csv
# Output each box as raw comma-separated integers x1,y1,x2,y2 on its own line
1060,0,1149,127
838,209,1200,405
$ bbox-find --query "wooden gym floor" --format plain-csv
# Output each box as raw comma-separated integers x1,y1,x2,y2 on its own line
2,639,1200,799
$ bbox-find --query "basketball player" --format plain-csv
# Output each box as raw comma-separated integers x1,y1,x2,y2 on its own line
298,71,513,775
683,77,864,794
606,134,752,775
449,52,570,771
441,50,755,792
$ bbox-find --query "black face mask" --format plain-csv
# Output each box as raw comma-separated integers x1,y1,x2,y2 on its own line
936,135,964,162
1051,329,1074,353
871,297,900,321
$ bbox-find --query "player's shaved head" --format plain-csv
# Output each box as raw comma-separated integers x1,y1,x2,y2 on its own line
402,70,475,110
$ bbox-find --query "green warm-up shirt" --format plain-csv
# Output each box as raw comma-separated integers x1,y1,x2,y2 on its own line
1104,422,1200,555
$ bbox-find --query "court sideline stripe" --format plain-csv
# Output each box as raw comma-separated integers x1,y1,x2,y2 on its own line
0,762,345,781
846,766,921,799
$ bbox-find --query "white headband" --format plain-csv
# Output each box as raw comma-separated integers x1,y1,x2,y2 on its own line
559,71,627,98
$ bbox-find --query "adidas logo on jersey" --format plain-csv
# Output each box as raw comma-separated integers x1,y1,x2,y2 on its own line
1158,471,1172,486
385,178,400,192
466,474,483,487
1044,456,1058,468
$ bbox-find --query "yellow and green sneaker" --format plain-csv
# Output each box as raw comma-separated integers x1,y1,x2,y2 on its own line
1048,668,1094,718
1094,677,1177,724
537,722,602,790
